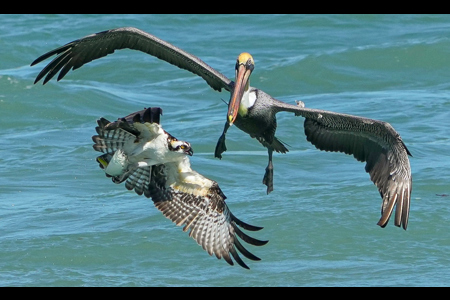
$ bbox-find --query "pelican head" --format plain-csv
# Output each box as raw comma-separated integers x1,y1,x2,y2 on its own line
227,52,254,125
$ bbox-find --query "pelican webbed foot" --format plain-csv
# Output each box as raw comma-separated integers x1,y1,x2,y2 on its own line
263,160,274,194
215,122,230,159
262,149,274,194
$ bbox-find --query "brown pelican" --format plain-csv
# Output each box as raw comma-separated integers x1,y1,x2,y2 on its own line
92,107,268,269
31,27,412,230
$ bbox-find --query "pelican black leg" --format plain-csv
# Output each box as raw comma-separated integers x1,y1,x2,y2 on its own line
215,122,230,159
263,148,274,194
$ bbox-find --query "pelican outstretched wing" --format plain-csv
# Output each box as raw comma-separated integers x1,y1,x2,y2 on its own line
274,100,412,229
303,113,411,229
31,27,233,92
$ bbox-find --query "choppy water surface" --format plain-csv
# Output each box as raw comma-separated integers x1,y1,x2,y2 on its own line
1,14,449,286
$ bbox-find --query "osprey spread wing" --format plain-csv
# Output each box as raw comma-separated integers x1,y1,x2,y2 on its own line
92,107,267,269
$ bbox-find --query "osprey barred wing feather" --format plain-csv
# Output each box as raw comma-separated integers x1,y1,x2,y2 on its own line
92,107,267,269
148,164,267,269
92,107,163,191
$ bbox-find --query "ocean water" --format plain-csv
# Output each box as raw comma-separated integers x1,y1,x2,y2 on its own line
1,14,449,286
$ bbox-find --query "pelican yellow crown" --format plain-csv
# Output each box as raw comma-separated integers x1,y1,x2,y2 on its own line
237,52,254,65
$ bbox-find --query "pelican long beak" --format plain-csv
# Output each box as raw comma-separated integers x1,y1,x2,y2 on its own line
227,53,254,125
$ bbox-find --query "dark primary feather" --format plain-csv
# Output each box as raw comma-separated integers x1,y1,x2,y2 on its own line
31,27,233,92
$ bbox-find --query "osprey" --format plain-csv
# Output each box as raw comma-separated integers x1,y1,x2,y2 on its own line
92,107,268,269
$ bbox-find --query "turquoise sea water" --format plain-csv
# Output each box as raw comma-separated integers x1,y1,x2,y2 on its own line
1,14,449,286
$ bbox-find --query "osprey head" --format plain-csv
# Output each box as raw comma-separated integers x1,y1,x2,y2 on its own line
169,139,193,156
